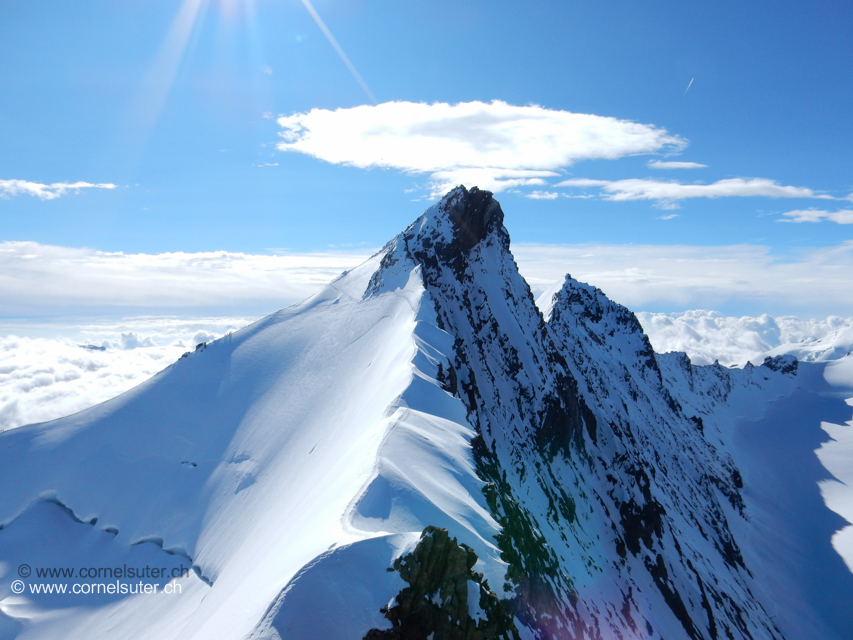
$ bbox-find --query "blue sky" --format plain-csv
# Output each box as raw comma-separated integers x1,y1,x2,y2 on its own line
1,0,851,317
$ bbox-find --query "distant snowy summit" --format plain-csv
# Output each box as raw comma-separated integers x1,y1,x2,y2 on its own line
0,186,851,640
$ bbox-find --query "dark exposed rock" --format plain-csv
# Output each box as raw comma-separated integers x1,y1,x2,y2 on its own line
761,355,798,375
364,527,519,640
536,391,585,459
405,186,509,285
619,497,666,556
436,361,458,395
646,553,701,640
689,415,705,434
444,186,504,254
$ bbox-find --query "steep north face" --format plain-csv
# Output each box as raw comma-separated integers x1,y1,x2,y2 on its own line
363,186,786,640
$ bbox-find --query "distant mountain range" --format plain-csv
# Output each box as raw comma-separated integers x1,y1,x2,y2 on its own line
1,187,851,640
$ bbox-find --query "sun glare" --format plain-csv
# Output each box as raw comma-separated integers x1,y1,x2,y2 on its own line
123,0,269,154
120,0,371,173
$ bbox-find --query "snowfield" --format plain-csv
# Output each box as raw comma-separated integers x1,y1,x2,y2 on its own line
0,187,851,640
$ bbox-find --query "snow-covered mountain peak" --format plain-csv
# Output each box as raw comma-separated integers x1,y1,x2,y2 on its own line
364,185,510,298
414,184,507,255
545,274,662,381
1,188,851,640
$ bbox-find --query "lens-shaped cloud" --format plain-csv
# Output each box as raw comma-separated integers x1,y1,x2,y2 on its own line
276,100,685,195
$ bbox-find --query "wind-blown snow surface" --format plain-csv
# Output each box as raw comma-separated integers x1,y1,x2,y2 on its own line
1,187,851,640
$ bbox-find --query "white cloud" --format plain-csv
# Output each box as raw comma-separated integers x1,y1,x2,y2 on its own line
636,310,853,366
557,177,834,208
524,190,560,200
657,213,679,220
0,241,375,316
780,209,853,224
638,310,784,365
648,160,707,169
0,179,117,200
427,168,554,195
654,200,680,211
513,240,853,317
276,100,685,195
0,317,254,431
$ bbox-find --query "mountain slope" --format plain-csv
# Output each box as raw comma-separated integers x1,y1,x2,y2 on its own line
0,254,440,639
1,187,851,640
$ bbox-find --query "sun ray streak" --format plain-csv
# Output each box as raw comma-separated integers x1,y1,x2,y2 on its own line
245,0,273,114
126,0,209,146
110,0,209,182
299,0,377,103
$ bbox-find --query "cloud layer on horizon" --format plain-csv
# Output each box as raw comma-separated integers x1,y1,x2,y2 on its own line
1,237,852,430
3,239,853,318
513,240,853,316
276,100,685,195
0,241,374,316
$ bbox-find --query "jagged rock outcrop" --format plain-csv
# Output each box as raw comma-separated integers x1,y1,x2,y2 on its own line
364,526,519,640
361,186,788,639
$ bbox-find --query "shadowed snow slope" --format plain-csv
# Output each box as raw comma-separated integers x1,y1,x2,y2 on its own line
1,187,851,640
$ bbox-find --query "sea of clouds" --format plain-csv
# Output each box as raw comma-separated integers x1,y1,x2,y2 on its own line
636,311,853,366
1,237,852,431
0,317,253,431
2,312,851,432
